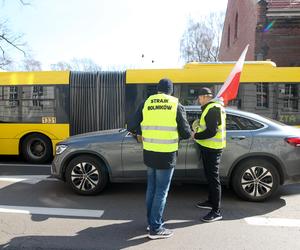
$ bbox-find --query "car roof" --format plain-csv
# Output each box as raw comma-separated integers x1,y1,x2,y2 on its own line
185,105,258,117
185,105,246,114
184,105,287,127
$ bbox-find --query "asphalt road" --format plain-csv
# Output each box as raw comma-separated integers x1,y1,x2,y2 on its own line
0,162,300,250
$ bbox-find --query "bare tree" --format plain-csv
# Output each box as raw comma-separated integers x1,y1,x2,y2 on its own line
51,58,101,71
0,20,26,69
2,0,31,5
18,0,31,5
22,56,42,71
70,58,101,71
0,0,31,69
180,12,225,62
50,61,72,71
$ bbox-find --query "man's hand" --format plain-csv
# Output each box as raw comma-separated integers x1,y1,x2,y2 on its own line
130,133,143,143
137,135,143,143
191,131,196,140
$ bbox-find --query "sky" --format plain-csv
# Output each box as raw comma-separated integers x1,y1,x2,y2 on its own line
1,0,228,70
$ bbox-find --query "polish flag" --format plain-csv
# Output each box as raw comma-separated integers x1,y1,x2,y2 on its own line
216,44,249,105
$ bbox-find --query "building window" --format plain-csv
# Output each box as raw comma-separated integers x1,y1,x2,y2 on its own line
234,13,238,39
282,84,298,111
9,86,18,106
256,83,269,108
32,86,44,107
227,25,231,48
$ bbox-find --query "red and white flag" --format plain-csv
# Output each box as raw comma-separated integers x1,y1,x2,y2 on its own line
216,44,249,105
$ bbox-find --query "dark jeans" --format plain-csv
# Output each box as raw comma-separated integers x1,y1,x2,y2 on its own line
200,146,223,212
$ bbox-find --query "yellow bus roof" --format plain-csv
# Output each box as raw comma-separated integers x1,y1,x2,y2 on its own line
0,71,70,85
126,61,300,84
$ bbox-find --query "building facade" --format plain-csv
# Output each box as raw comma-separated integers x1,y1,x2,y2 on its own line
219,0,300,125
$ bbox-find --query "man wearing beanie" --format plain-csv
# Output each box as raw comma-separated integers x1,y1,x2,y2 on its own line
128,78,191,239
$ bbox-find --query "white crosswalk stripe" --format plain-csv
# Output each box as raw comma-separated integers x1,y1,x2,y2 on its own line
0,175,58,184
0,205,104,218
0,175,104,218
245,216,300,228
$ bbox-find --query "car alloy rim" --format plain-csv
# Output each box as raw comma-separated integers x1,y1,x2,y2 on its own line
241,166,273,197
71,162,100,191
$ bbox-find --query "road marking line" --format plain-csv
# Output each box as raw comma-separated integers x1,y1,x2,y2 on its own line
245,216,300,227
0,205,104,218
0,175,58,184
0,163,51,168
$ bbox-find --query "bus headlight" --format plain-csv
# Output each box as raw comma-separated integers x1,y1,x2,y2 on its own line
56,145,68,155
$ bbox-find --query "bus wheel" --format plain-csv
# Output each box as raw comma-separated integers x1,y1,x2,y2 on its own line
21,133,53,164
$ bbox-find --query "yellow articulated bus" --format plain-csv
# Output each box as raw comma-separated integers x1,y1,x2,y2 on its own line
1,61,300,163
126,61,300,127
0,71,70,163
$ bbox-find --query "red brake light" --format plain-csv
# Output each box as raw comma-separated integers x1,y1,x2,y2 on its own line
285,137,300,147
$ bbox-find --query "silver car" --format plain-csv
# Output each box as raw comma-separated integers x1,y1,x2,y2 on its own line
52,107,300,201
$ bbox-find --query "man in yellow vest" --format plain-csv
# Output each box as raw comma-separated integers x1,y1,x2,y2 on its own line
192,87,226,222
128,78,191,239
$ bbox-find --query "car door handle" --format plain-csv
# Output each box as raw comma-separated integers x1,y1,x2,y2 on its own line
230,136,246,140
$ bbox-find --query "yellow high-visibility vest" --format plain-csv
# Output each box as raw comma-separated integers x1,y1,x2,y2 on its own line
141,93,179,152
196,102,226,149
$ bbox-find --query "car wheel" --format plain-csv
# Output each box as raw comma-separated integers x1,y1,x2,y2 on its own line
21,133,53,164
66,155,109,195
232,159,280,201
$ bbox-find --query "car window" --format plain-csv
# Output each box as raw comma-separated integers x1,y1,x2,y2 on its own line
186,111,201,128
227,114,264,131
187,111,264,131
226,115,240,130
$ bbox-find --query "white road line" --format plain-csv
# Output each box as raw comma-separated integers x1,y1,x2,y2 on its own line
0,163,51,168
0,205,104,218
0,175,58,184
245,216,300,228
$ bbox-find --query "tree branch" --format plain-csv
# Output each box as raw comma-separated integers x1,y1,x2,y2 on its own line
19,0,31,5
0,34,26,55
0,44,5,57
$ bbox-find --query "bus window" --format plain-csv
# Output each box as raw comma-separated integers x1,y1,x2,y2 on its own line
0,85,69,124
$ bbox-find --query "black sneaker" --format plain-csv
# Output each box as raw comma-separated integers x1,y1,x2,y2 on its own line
196,201,213,210
147,221,165,231
148,228,173,240
201,210,222,223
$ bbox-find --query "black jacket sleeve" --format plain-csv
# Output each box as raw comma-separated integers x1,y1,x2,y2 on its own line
194,106,221,140
176,103,192,140
127,101,145,135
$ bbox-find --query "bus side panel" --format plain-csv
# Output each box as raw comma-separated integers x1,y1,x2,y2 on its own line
0,139,19,155
0,124,69,155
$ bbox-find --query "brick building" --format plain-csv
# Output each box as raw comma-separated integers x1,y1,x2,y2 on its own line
218,0,300,125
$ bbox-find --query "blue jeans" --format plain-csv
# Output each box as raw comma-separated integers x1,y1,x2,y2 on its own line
146,167,174,232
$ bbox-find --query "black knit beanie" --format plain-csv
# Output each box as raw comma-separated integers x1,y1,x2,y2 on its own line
157,78,173,95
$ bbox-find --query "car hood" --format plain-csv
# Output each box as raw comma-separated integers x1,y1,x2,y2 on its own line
60,128,126,144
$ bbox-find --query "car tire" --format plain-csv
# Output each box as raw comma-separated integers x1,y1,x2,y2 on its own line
21,133,53,164
66,155,109,195
232,158,280,202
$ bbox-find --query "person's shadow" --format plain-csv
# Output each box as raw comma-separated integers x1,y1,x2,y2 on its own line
0,182,289,249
